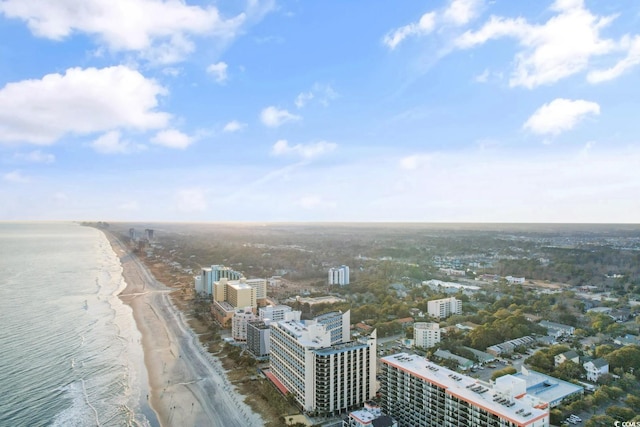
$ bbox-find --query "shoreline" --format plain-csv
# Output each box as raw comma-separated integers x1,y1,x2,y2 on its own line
104,231,263,427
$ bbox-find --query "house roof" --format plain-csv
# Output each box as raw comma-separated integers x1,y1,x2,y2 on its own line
590,358,609,368
558,350,579,360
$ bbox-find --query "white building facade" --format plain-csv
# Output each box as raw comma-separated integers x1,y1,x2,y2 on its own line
413,322,441,349
427,297,462,319
329,265,350,286
270,311,377,416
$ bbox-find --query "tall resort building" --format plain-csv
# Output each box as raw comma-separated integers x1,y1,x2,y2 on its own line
269,310,377,417
380,353,549,427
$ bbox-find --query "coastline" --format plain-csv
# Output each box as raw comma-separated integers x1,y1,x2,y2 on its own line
104,231,263,427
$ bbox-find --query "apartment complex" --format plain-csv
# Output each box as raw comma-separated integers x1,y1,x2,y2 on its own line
329,265,350,286
269,310,377,416
413,322,441,349
427,297,462,319
380,353,549,427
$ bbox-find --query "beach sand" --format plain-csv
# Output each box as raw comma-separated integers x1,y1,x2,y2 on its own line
106,232,263,427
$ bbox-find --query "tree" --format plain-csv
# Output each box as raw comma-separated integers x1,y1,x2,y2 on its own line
585,415,615,427
625,394,640,411
606,406,635,422
491,366,517,381
555,360,585,381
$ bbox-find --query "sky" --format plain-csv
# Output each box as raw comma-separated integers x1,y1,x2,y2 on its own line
1,0,640,223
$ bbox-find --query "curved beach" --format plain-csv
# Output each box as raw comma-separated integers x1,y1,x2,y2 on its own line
106,232,263,427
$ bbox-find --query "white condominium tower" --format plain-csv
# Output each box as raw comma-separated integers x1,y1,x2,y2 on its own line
328,265,350,286
427,297,462,319
269,310,376,417
413,322,441,349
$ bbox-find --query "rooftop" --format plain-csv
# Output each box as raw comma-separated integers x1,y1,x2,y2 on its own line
381,354,547,425
513,369,583,404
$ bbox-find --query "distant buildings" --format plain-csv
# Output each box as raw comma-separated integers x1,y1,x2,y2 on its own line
413,322,441,349
486,336,536,357
438,267,466,276
268,310,377,416
380,354,549,427
539,321,575,339
427,297,462,319
329,265,350,286
506,276,525,285
195,264,244,295
259,305,292,322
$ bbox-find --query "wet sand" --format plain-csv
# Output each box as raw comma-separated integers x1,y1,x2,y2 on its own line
105,232,263,427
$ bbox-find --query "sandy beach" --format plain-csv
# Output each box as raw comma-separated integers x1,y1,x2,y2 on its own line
106,232,263,427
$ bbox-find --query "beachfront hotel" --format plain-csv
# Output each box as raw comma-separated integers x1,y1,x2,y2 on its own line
268,310,377,417
379,353,549,427
210,277,268,326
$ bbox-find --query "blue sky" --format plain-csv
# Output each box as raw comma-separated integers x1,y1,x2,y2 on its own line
1,0,640,222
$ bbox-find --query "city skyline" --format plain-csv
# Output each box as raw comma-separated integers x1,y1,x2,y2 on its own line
1,0,640,222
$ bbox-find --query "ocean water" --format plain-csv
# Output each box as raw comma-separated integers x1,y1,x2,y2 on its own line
0,222,157,427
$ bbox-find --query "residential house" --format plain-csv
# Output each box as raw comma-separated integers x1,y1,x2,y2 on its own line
554,350,579,367
583,358,609,382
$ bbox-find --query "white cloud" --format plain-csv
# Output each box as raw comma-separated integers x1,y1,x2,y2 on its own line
175,188,207,213
3,170,29,183
523,98,600,136
207,61,228,83
91,130,144,154
260,106,301,127
15,150,55,163
400,154,432,170
295,91,314,108
455,0,617,88
151,129,194,149
223,120,246,133
588,35,640,83
0,0,246,64
0,66,170,145
443,0,483,26
294,83,339,108
474,68,490,83
383,12,436,49
271,139,337,159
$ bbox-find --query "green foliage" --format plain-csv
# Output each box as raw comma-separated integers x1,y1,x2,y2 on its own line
491,366,517,381
555,360,585,381
606,406,636,422
625,394,640,411
605,345,640,373
585,415,616,427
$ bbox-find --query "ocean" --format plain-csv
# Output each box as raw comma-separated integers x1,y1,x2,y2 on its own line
0,222,158,427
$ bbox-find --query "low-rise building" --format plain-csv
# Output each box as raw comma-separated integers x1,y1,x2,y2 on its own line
343,401,397,427
486,336,536,357
513,367,583,408
554,350,579,367
583,358,609,382
539,321,575,338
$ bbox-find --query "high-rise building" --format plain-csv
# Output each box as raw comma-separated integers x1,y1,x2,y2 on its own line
195,265,244,295
380,354,549,427
315,311,351,345
427,297,462,319
269,311,376,416
211,278,258,326
232,307,259,342
329,265,350,286
259,305,293,322
247,320,271,360
413,322,441,349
